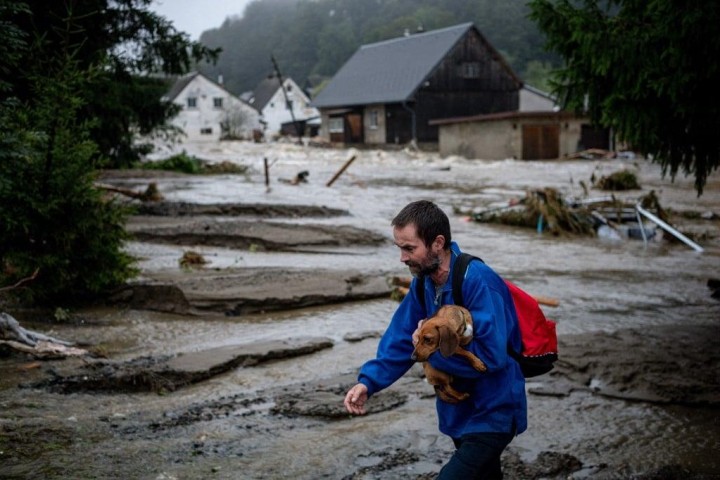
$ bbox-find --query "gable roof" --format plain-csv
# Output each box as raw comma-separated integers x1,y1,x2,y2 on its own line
312,22,520,109
163,71,260,112
251,74,283,110
164,72,200,102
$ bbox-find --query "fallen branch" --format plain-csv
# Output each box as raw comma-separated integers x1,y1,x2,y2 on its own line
326,155,357,187
95,182,163,201
0,312,89,358
0,267,39,292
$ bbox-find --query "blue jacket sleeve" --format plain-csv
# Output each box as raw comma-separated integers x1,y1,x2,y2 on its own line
429,261,519,377
358,278,426,397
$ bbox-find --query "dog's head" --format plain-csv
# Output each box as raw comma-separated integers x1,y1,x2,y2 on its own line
411,305,471,362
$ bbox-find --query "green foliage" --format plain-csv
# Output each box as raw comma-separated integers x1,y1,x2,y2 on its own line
0,58,136,307
528,0,720,195
3,0,219,168
0,1,30,94
139,153,202,174
198,0,561,96
521,61,556,93
138,154,249,175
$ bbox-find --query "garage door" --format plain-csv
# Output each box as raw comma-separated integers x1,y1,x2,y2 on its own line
522,124,559,159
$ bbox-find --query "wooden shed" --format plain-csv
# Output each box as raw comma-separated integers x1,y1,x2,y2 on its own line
311,23,522,146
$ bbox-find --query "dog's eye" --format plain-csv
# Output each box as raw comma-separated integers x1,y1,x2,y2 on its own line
423,336,433,345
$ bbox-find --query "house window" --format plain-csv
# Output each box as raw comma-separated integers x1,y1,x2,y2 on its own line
213,97,223,108
187,97,197,108
286,100,293,111
461,62,481,79
200,127,213,135
328,117,344,133
369,110,379,129
286,84,293,92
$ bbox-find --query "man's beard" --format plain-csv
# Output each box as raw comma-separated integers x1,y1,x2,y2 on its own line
406,251,441,277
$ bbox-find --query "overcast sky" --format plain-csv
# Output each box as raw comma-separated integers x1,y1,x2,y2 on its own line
151,0,252,40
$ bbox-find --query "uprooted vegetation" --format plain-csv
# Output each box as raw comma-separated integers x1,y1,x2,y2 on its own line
594,169,641,191
137,152,249,175
466,189,670,237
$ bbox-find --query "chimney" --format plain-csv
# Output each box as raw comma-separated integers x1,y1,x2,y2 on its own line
218,74,224,85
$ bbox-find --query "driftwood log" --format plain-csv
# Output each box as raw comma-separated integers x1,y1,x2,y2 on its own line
95,182,163,201
0,312,89,358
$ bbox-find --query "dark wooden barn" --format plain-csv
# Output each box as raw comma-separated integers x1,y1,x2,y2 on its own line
311,23,522,146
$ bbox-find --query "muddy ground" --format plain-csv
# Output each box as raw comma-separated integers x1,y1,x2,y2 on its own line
2,152,720,479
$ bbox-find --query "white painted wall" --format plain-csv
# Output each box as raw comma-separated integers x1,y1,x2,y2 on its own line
261,78,319,136
519,87,557,112
170,74,262,143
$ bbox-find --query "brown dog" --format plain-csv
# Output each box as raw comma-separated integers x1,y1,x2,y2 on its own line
411,305,487,403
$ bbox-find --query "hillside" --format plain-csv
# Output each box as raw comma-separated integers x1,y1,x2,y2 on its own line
194,0,559,96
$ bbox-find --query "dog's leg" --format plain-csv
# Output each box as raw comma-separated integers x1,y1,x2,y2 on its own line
436,384,469,403
453,348,487,372
423,363,470,403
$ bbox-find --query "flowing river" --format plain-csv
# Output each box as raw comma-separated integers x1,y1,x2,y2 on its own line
1,140,719,479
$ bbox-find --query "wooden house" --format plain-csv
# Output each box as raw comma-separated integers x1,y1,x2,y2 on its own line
163,72,262,142
311,23,522,146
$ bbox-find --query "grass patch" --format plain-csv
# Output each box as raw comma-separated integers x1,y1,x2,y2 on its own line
138,153,248,175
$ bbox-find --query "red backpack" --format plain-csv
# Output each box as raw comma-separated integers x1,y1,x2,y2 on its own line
416,253,558,377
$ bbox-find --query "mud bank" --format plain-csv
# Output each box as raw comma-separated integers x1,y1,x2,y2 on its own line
3,147,720,479
2,324,718,479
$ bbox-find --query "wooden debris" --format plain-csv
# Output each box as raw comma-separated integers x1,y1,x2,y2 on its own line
96,182,163,201
0,267,39,293
179,251,208,269
326,155,357,187
566,148,616,159
0,312,89,359
595,169,641,191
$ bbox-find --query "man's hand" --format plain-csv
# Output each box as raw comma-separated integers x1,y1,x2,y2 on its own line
412,319,426,347
344,383,369,415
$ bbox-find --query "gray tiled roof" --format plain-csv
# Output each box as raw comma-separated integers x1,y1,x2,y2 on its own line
312,23,473,108
163,72,200,102
251,74,282,110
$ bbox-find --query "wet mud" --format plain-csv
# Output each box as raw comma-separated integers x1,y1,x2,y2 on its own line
2,142,720,479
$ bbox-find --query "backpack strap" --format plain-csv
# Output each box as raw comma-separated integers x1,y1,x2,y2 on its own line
452,253,525,367
451,253,483,307
414,274,426,314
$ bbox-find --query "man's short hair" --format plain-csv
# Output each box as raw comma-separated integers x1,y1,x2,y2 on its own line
391,200,451,249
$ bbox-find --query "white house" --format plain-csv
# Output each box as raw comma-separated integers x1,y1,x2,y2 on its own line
519,85,558,112
248,74,319,137
163,72,262,142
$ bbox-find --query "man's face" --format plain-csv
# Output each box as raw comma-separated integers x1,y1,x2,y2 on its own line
393,223,441,277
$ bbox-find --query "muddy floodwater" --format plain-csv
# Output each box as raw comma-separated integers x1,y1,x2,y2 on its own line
1,140,719,479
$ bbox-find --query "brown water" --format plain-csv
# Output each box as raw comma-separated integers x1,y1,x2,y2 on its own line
1,141,719,479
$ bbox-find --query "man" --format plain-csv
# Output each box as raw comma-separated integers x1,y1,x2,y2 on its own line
344,200,526,479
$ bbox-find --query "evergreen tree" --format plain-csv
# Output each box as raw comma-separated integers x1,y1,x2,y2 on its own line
0,54,136,305
529,0,720,195
0,0,218,305
3,0,219,168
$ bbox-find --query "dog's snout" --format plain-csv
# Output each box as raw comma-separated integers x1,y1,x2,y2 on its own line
410,351,418,361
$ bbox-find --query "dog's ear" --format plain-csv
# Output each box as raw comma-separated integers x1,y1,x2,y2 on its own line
438,325,459,357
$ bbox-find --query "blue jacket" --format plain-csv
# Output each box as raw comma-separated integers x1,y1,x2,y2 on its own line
358,242,527,439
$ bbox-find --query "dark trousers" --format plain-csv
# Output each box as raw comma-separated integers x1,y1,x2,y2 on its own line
436,432,514,480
